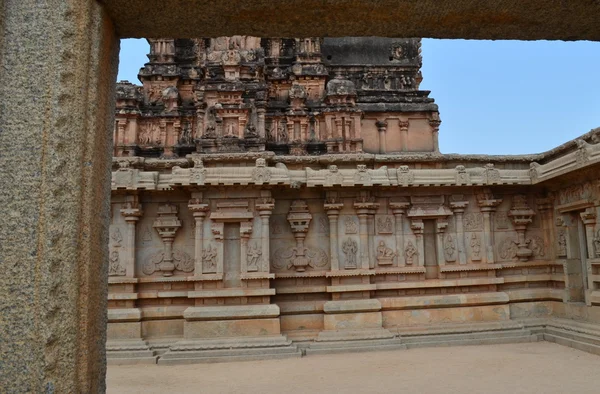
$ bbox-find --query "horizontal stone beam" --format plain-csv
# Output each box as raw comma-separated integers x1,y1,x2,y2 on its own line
102,0,600,41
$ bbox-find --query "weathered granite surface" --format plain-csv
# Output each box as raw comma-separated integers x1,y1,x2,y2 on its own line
102,0,600,41
0,0,118,392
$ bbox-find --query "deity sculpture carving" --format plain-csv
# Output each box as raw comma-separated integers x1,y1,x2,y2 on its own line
404,241,418,265
397,165,414,186
111,227,123,247
470,233,482,261
202,244,218,273
342,238,358,269
376,241,395,266
444,235,456,262
594,230,600,257
464,213,483,231
108,250,125,276
377,216,393,234
557,229,567,257
247,242,262,272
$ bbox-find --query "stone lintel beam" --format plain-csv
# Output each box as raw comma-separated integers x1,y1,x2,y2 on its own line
103,0,600,41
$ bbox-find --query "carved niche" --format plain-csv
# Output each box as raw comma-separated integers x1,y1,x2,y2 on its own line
342,238,358,269
272,200,328,272
377,216,393,234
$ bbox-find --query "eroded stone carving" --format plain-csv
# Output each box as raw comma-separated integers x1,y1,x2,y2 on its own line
345,217,358,234
470,233,482,261
444,235,456,262
142,249,193,275
111,227,123,247
397,165,414,186
377,216,393,234
247,242,262,272
342,238,358,269
152,204,183,276
464,213,483,231
251,158,271,184
404,241,418,265
202,244,218,273
108,250,126,276
557,229,567,257
376,240,396,265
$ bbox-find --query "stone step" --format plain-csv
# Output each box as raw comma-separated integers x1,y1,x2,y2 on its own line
315,329,396,342
395,321,525,337
404,334,538,349
107,356,158,365
158,348,302,365
400,329,532,344
543,333,600,356
305,340,407,356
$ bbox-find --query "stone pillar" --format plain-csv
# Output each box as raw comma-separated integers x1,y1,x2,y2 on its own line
120,195,143,278
411,220,425,267
436,220,449,267
256,195,275,272
257,106,266,138
390,202,410,266
535,197,555,259
354,196,379,270
399,120,409,152
478,195,502,263
376,120,387,154
429,119,441,153
325,199,344,271
0,1,119,391
580,208,597,260
188,193,209,275
450,201,469,265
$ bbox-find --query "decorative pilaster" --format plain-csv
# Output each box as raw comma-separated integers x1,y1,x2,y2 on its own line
580,208,597,259
477,192,502,263
188,193,209,275
535,197,555,259
390,201,410,266
120,195,143,278
354,194,379,270
376,120,387,154
508,195,535,262
436,220,448,267
450,200,469,265
325,197,344,271
286,200,313,272
410,219,425,267
256,195,275,272
399,120,409,152
429,118,441,153
153,204,182,276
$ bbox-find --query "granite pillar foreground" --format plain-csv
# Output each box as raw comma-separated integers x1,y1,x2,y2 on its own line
0,1,119,392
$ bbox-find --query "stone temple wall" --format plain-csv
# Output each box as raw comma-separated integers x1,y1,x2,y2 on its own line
107,37,600,364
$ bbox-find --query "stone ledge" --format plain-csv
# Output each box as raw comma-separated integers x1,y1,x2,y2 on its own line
379,292,509,311
323,299,382,314
183,304,281,321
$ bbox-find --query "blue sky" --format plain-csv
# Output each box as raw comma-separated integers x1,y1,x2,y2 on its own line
117,39,600,155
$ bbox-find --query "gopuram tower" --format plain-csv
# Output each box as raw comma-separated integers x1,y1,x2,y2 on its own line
108,37,600,363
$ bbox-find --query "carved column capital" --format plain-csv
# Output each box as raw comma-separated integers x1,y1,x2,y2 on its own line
410,219,424,235
389,201,410,214
449,201,469,213
580,207,597,225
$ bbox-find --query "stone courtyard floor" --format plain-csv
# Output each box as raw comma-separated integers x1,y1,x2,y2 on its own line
107,342,600,394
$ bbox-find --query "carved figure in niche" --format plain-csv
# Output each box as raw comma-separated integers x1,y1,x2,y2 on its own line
142,225,153,243
391,43,403,60
318,216,329,234
226,123,236,137
404,241,418,265
344,217,358,234
464,213,483,231
444,235,456,262
252,158,271,183
593,230,600,257
202,244,218,272
557,229,567,257
108,250,125,276
111,227,123,247
499,237,519,261
179,122,192,145
377,216,393,234
528,235,545,258
376,241,395,266
470,233,482,261
397,165,414,186
354,165,371,183
342,238,358,269
455,165,470,184
325,165,344,185
496,212,509,230
247,242,262,272
277,123,288,142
